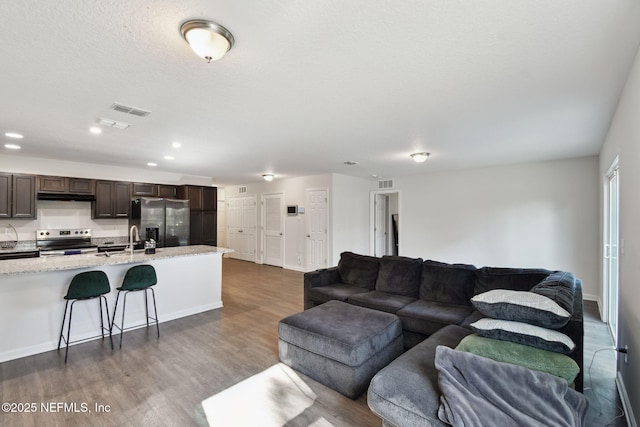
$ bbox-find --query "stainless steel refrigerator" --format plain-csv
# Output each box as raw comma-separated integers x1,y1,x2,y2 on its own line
130,198,190,247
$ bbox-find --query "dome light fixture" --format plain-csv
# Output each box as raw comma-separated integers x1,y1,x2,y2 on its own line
262,174,274,182
180,19,235,63
410,152,430,163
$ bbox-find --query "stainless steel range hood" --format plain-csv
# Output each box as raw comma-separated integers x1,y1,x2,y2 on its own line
37,193,96,201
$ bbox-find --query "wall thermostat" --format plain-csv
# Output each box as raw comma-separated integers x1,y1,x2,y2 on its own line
287,205,298,216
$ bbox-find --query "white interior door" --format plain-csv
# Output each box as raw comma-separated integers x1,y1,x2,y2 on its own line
605,161,620,345
227,195,257,262
374,194,389,256
263,193,284,267
306,188,328,270
217,199,227,247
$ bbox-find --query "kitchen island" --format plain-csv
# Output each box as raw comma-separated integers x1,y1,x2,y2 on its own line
0,245,232,362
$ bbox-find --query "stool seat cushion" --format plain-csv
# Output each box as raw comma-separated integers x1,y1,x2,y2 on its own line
65,271,111,300
279,300,402,366
120,264,157,291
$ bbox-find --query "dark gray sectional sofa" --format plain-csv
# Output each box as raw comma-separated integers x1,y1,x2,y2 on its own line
303,251,584,394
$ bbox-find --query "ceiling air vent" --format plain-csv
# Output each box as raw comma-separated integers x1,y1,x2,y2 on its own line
238,186,248,194
378,179,394,189
96,117,131,129
110,102,152,117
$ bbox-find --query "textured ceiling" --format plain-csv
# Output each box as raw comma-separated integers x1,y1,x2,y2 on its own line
1,1,640,185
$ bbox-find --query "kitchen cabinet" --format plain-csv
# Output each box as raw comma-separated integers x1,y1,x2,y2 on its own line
93,180,131,218
131,182,158,197
158,185,178,198
37,175,94,194
178,185,217,246
0,173,36,218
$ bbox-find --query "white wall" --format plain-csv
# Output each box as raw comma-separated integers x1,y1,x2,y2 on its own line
599,43,640,423
331,174,370,264
391,157,599,299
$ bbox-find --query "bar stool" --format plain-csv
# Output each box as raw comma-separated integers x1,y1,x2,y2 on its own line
110,264,159,348
58,270,113,363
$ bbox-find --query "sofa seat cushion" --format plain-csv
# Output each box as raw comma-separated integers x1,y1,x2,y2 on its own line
375,256,423,297
368,325,472,427
306,284,370,305
338,251,380,290
397,300,473,336
348,290,416,314
420,260,476,305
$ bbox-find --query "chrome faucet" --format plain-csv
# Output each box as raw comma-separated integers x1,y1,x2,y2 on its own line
129,225,140,255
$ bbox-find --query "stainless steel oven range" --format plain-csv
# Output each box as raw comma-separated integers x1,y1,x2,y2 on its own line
36,229,98,256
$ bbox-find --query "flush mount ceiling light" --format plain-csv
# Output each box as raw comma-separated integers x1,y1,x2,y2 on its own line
180,19,235,63
262,174,274,182
410,152,430,163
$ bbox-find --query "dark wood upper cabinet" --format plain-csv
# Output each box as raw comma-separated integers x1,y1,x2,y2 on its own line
93,180,130,218
12,174,36,218
0,173,11,218
68,178,95,194
203,187,217,211
0,173,36,218
131,182,158,197
178,185,217,246
158,185,178,198
37,175,94,194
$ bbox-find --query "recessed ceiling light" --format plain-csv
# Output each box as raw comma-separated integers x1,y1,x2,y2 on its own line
262,174,274,182
163,155,174,160
344,161,359,166
4,144,21,150
410,152,430,163
147,162,158,167
89,126,102,134
5,132,23,139
172,141,181,148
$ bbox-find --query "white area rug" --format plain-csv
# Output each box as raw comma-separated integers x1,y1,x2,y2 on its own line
202,363,333,426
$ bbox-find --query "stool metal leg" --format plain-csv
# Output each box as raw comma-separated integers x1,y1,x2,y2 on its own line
58,300,70,351
149,287,160,339
100,295,114,350
64,300,77,363
119,291,130,349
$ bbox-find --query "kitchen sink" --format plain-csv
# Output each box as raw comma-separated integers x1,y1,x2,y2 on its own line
0,250,40,261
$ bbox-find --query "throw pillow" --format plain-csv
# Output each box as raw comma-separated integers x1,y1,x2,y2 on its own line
531,271,575,316
455,334,580,384
471,289,571,329
470,318,575,354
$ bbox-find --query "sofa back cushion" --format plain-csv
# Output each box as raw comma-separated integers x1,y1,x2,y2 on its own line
530,271,576,316
420,260,476,306
337,252,380,290
375,256,423,297
474,267,552,295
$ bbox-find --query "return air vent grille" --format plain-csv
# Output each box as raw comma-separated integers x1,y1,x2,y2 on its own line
378,179,394,189
96,117,131,129
110,102,152,117
238,186,248,194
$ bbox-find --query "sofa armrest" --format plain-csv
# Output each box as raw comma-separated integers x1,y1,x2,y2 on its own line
560,278,584,392
304,267,340,309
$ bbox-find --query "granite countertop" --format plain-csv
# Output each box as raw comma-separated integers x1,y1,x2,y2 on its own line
0,245,234,276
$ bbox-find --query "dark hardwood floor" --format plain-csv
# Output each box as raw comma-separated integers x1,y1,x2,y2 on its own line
0,259,628,426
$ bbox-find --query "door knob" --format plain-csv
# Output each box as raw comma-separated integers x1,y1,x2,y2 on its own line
306,234,310,238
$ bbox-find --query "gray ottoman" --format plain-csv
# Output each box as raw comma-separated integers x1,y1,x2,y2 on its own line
278,300,404,399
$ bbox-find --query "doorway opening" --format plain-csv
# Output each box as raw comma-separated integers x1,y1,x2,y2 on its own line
370,191,399,257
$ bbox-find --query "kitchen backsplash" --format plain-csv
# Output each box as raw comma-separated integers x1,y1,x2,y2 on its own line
1,200,129,244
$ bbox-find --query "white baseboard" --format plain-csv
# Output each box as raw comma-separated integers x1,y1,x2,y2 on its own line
583,293,598,301
616,371,636,427
283,264,306,272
